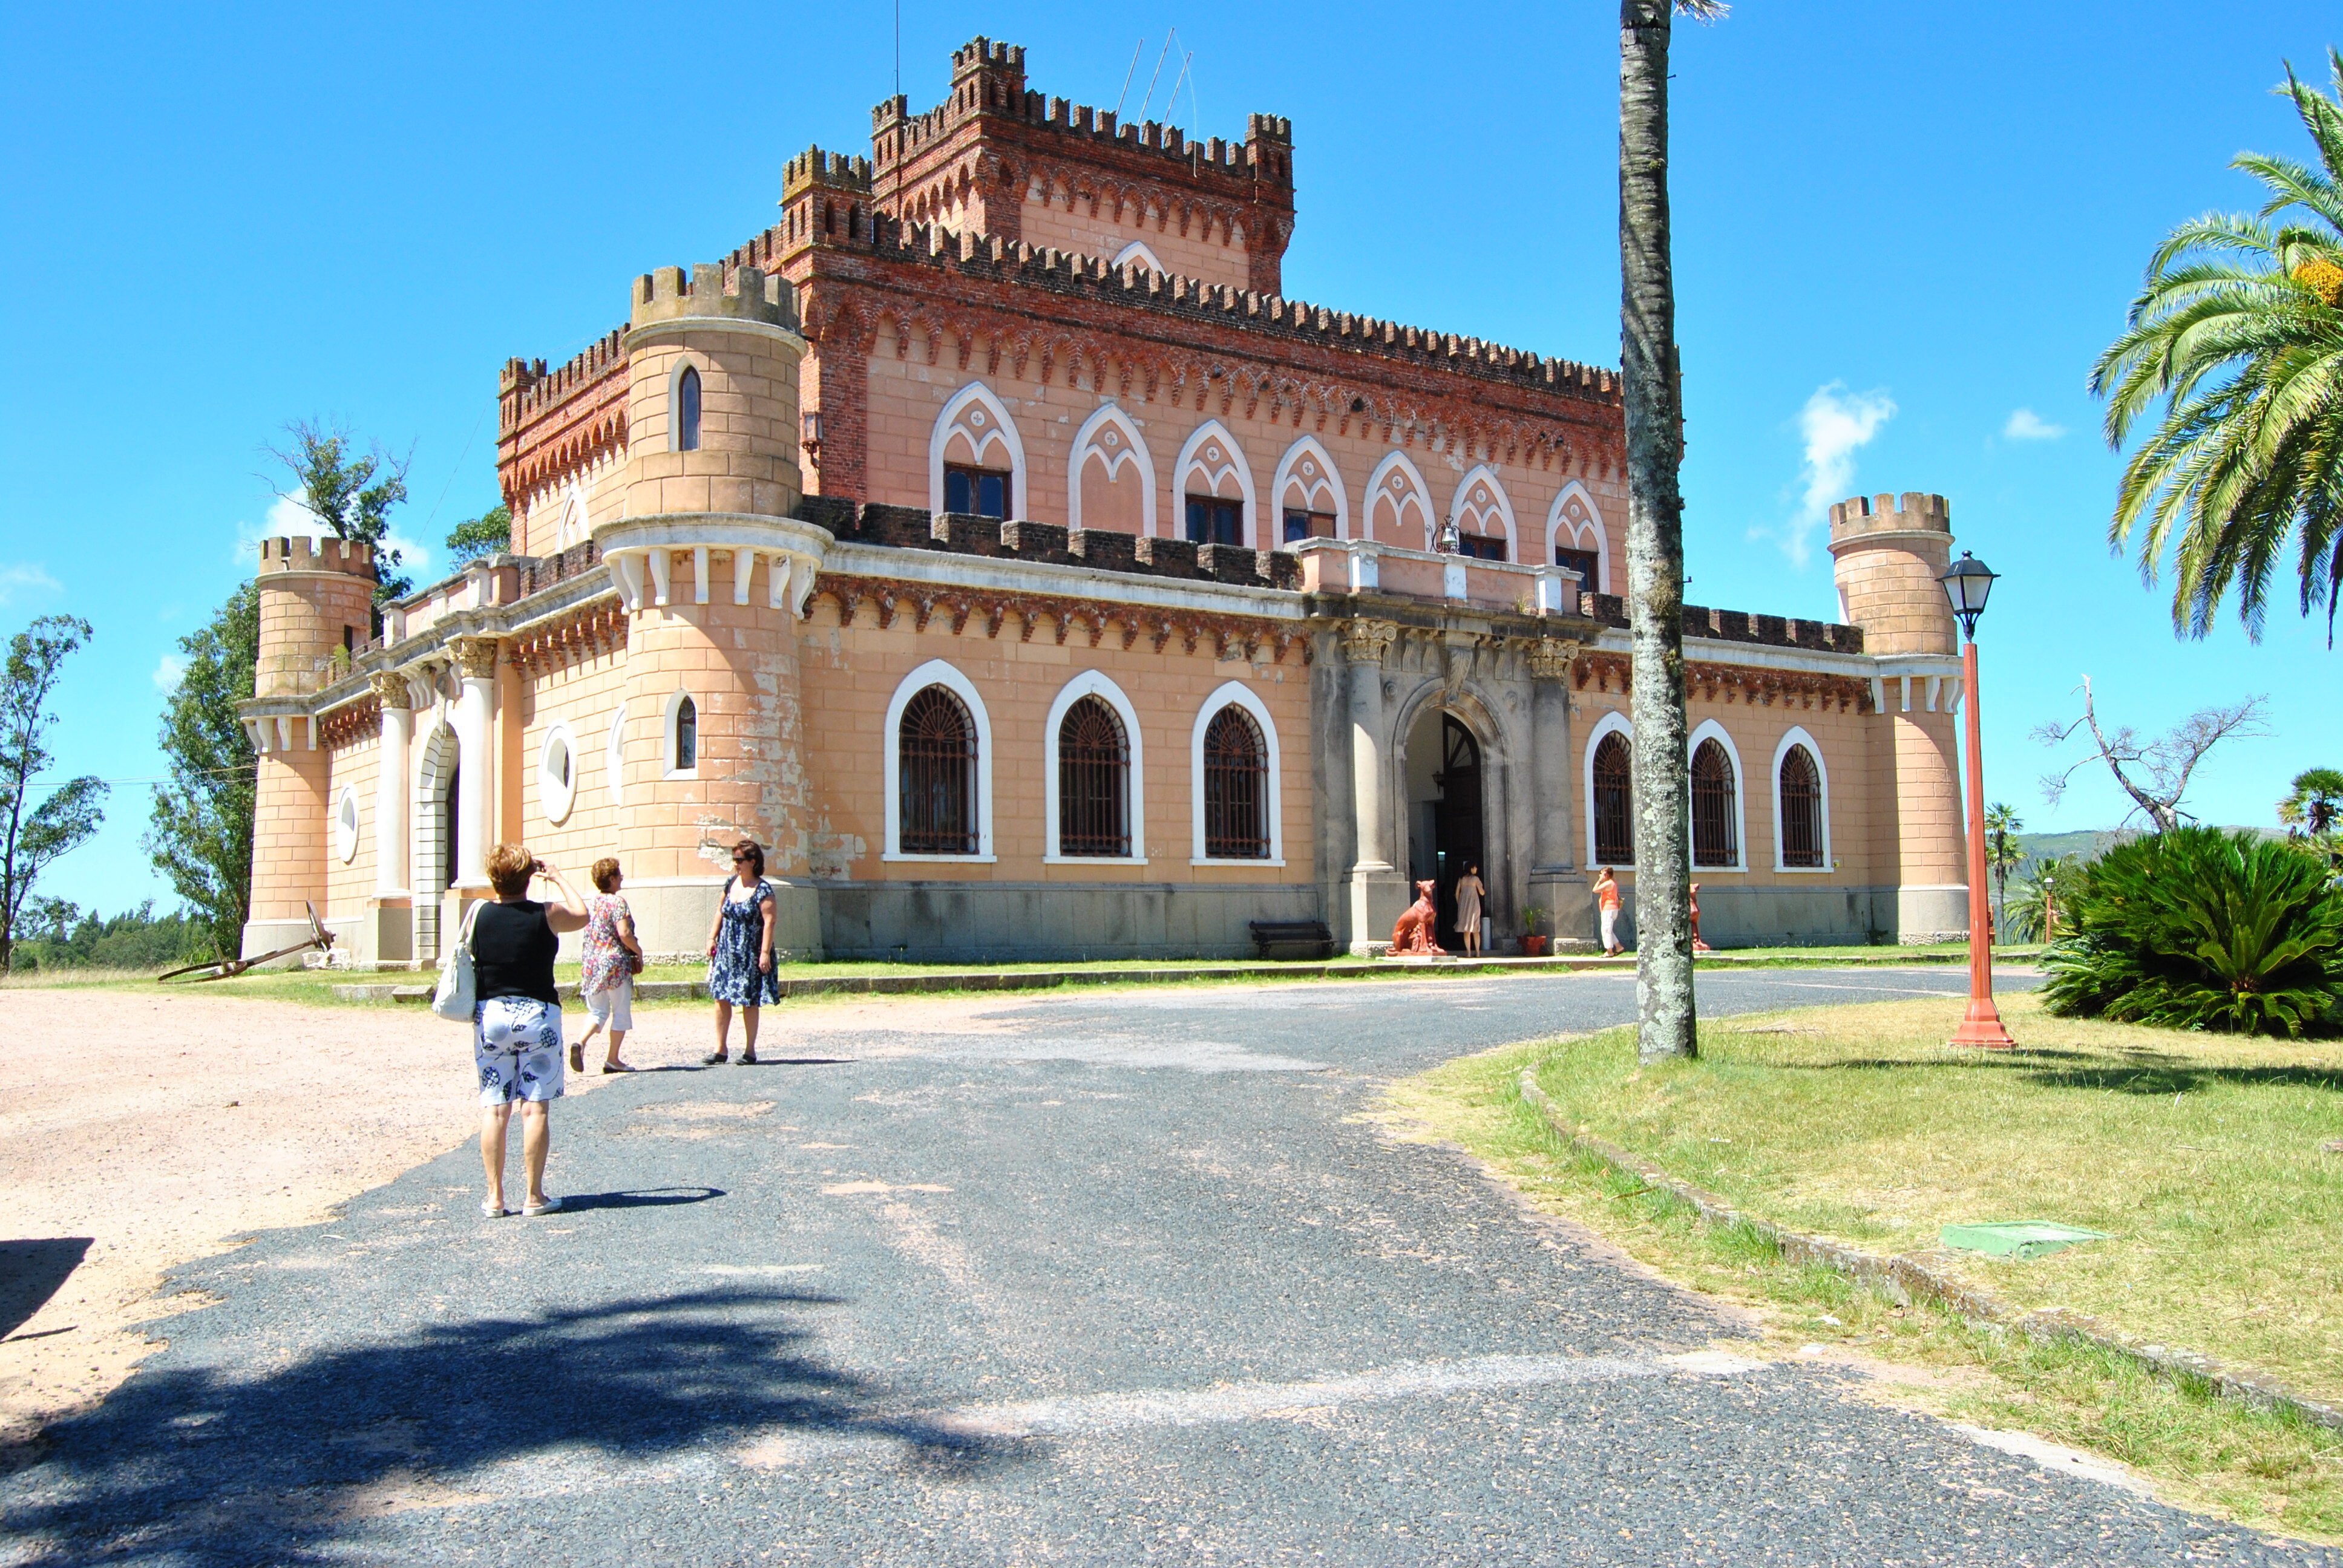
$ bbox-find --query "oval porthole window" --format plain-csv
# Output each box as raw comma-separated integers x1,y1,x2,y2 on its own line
334,786,361,864
539,724,578,825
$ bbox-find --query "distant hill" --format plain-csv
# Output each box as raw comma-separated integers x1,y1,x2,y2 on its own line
2009,826,2280,869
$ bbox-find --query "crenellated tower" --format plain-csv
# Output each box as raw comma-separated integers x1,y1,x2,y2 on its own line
1829,492,1968,942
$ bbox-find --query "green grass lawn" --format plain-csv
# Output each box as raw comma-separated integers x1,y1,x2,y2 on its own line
1388,990,2343,1542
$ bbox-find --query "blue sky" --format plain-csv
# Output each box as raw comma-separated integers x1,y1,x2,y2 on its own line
2,1,2335,918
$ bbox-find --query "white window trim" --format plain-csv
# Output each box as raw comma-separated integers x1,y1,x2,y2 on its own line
333,785,361,865
1043,668,1147,865
882,659,997,863
669,356,706,454
1687,717,1749,874
929,381,1027,517
1188,681,1285,866
1363,449,1434,550
1172,420,1256,546
539,721,580,825
605,701,628,808
1446,463,1519,560
1771,725,1835,874
1268,435,1349,546
1067,402,1157,536
1583,708,1634,869
662,689,699,780
1545,480,1608,593
1112,238,1165,275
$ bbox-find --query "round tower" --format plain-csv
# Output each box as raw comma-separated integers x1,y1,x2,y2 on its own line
255,535,378,696
1827,492,1968,944
595,261,833,956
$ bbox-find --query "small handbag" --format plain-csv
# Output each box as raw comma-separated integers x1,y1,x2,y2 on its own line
430,900,486,1021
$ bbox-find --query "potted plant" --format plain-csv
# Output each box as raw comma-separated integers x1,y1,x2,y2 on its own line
1520,904,1551,958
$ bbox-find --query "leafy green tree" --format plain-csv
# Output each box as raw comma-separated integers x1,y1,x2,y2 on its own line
1619,0,1726,1063
2280,766,2343,834
143,583,258,961
0,616,106,973
2003,853,2082,943
2089,50,2343,642
267,419,415,607
445,503,511,566
2041,828,2343,1037
1984,802,2025,939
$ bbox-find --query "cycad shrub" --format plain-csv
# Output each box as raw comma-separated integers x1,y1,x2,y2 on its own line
2040,827,2343,1037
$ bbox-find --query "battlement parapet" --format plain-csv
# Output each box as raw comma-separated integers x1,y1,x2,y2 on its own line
500,328,626,432
783,145,874,198
1829,491,1950,540
788,218,1616,401
630,261,800,333
795,495,1302,592
1577,591,1861,655
869,38,1293,194
258,535,378,578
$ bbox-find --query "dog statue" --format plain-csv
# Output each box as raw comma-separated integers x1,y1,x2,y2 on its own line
1387,879,1448,956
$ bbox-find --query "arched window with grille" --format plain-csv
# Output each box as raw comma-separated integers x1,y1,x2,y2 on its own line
899,687,979,855
1201,705,1269,859
1691,737,1738,867
1591,729,1634,866
677,365,703,452
1775,735,1829,870
1057,696,1130,857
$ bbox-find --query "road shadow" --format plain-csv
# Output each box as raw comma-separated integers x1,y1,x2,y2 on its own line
555,1186,724,1212
0,1289,1032,1566
0,1240,90,1340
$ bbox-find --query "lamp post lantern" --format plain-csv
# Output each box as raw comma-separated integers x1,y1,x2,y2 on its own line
1941,550,2016,1050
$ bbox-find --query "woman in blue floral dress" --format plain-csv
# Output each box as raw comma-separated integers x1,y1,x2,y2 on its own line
703,838,781,1064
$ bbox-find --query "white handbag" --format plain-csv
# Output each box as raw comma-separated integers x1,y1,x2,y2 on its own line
430,901,486,1021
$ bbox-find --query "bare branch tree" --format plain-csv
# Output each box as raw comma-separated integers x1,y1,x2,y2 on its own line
2033,675,2269,832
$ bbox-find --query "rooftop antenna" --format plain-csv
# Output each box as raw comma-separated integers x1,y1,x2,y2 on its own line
893,0,900,97
1165,49,1193,129
1112,38,1144,119
1136,28,1176,121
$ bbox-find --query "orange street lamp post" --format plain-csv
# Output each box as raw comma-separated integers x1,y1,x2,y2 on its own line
1942,550,2016,1050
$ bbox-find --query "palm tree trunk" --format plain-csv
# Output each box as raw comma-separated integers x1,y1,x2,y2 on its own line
1620,0,1696,1062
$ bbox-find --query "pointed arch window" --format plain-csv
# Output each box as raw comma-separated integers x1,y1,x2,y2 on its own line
1202,705,1270,859
1057,696,1130,857
1692,739,1738,867
672,696,698,773
1593,731,1634,866
677,365,703,452
899,687,979,855
1778,744,1825,867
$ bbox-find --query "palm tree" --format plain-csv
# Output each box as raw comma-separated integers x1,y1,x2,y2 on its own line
2279,765,2343,835
1619,0,1724,1063
1984,802,2025,939
2004,854,2083,944
2090,51,2343,643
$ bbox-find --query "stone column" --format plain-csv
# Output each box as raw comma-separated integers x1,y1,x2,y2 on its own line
1524,637,1591,948
448,637,500,891
370,674,413,896
1340,619,1406,953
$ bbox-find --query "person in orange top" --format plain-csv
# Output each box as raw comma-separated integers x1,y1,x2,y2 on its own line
1594,867,1625,956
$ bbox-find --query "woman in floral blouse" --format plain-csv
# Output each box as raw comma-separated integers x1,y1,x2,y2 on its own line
572,857,642,1074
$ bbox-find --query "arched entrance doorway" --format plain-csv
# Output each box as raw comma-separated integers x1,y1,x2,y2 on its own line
413,724,459,959
1404,708,1484,943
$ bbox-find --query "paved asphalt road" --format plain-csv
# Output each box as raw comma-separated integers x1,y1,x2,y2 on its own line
7,967,2330,1566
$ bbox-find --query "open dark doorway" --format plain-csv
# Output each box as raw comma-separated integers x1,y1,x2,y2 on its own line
442,762,460,891
1430,715,1483,941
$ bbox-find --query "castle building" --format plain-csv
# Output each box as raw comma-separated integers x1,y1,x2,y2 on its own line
239,38,1971,965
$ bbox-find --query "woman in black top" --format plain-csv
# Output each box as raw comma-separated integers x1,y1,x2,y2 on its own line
471,842,588,1218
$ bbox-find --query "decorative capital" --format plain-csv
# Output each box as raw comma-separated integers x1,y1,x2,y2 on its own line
448,636,503,681
1525,637,1581,682
367,671,413,709
1339,618,1398,667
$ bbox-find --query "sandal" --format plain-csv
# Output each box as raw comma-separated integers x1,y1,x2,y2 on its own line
522,1195,562,1217
738,1051,758,1065
482,1200,510,1220
601,1060,635,1074
702,1050,729,1065
568,1044,584,1073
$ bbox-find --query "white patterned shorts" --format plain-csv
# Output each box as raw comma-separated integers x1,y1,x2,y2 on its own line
473,997,566,1107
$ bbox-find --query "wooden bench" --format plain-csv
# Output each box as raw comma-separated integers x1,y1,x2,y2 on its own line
1248,920,1335,961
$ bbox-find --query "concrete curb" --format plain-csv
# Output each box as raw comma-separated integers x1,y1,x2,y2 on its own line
1515,1061,2343,1434
329,948,2036,1005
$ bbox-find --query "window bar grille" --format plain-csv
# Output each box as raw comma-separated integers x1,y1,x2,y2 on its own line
1692,740,1738,867
899,687,978,855
1593,733,1634,864
1780,746,1824,866
1203,707,1269,858
1058,697,1130,857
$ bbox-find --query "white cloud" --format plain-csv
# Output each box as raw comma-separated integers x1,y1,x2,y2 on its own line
152,652,189,693
1762,383,1896,566
2003,408,2065,441
0,563,62,605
